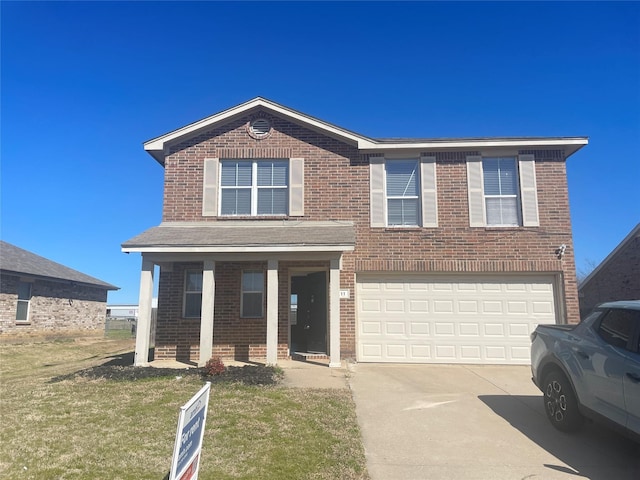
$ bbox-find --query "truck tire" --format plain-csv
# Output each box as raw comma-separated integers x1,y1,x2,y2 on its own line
543,370,584,432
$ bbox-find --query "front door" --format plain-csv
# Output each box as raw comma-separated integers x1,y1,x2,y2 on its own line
290,271,327,354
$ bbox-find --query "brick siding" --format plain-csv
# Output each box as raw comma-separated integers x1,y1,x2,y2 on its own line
579,234,640,315
153,112,579,362
0,273,108,338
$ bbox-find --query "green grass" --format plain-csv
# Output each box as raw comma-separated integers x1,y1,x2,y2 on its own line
0,338,369,480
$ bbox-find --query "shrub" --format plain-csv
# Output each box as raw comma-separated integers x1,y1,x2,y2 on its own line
203,356,225,376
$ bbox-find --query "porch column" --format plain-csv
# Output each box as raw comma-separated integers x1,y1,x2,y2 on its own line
134,257,154,366
266,259,279,365
199,259,216,366
329,257,341,368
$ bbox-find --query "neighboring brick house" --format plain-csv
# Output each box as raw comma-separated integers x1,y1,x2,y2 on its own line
123,97,588,367
0,241,118,338
578,223,640,316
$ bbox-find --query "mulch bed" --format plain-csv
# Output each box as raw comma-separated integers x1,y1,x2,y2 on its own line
49,364,283,385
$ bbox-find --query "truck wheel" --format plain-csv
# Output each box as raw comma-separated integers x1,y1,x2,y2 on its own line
543,370,584,432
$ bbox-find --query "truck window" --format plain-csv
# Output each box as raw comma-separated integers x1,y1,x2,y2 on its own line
596,309,638,351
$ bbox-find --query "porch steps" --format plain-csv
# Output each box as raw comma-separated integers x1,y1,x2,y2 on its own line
290,352,329,362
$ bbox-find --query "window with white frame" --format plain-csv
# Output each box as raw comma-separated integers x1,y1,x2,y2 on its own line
467,153,538,228
369,156,437,228
184,270,203,318
220,160,288,216
16,281,31,322
386,159,420,226
241,271,264,318
482,157,521,226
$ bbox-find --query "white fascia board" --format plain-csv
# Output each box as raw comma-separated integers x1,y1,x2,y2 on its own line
144,97,368,156
358,138,589,156
122,244,355,254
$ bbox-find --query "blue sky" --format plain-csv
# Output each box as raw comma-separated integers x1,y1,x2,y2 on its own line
2,1,639,304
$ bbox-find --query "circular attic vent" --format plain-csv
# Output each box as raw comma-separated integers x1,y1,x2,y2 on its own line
249,118,272,139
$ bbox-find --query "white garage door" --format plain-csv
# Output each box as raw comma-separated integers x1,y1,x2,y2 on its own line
356,274,558,365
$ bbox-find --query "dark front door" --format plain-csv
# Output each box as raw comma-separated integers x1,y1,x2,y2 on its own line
290,271,327,354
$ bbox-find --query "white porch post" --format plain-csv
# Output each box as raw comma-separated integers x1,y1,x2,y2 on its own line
134,257,154,366
199,259,216,366
266,259,279,365
329,257,341,368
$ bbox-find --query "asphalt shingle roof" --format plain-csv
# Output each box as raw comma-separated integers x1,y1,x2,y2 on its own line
122,221,356,249
0,241,118,290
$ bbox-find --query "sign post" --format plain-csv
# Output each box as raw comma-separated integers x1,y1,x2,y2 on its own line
169,382,211,480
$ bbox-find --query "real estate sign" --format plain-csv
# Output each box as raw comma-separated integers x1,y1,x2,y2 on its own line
169,382,211,480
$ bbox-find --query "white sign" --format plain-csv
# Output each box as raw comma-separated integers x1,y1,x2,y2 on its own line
169,382,211,480
339,289,350,299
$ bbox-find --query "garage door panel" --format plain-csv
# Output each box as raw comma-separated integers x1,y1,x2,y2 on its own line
461,345,482,361
483,323,505,336
410,344,431,359
533,301,553,314
409,300,429,312
434,323,455,336
361,321,381,334
482,301,503,313
508,323,530,337
410,322,430,335
459,323,480,336
434,300,454,313
385,322,406,335
507,301,528,314
357,274,557,365
435,345,456,359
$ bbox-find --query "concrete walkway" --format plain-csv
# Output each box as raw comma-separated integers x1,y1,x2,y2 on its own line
149,357,350,389
348,363,640,480
278,358,349,389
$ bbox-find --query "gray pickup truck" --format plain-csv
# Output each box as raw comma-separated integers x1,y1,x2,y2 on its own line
530,300,640,441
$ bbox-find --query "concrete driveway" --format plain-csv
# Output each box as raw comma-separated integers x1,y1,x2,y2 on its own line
348,364,640,480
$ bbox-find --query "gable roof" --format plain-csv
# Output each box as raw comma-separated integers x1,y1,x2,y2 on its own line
0,241,118,290
144,97,589,165
579,223,640,290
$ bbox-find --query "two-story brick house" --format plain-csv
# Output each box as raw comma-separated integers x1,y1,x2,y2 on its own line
122,97,587,367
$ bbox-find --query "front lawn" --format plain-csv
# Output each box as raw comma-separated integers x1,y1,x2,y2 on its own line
0,338,369,480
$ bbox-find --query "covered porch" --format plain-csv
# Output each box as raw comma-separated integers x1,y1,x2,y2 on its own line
121,221,355,368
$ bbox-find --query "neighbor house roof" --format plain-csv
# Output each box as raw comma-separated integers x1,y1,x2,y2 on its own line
0,241,118,290
579,223,640,290
143,97,589,165
121,221,356,253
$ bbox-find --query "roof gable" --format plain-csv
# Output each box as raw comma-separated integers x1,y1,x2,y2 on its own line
579,223,640,290
0,241,118,290
144,97,589,165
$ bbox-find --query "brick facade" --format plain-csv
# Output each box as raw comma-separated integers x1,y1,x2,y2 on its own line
147,111,580,363
579,227,640,315
0,273,108,338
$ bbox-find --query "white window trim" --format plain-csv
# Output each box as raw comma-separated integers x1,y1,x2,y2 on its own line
482,156,521,227
16,281,32,323
183,270,203,318
385,158,421,228
467,153,538,228
241,270,264,318
219,159,289,217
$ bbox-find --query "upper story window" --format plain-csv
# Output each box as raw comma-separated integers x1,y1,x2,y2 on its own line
483,157,520,226
370,156,438,228
16,281,32,322
467,154,539,228
220,160,289,216
386,160,420,226
202,158,304,218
